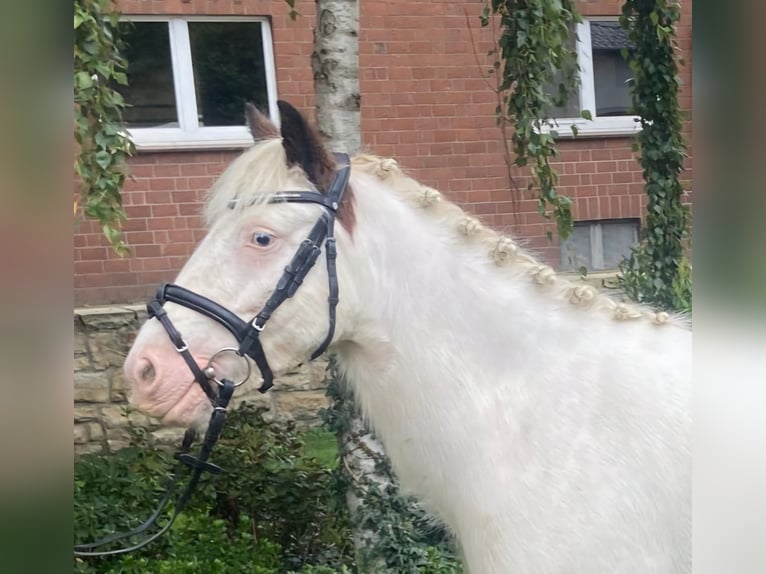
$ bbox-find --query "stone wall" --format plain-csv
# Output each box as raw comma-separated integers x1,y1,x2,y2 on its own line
74,306,329,455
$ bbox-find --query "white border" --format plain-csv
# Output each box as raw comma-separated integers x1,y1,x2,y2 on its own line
120,16,279,151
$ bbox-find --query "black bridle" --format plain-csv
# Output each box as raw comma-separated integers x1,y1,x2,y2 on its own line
74,154,350,557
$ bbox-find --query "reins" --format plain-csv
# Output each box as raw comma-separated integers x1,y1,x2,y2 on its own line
74,154,350,557
74,379,234,557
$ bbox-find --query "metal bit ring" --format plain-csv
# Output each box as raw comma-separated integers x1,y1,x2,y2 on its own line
203,347,252,387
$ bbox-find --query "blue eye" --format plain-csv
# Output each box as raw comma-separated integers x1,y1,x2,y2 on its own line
252,232,274,247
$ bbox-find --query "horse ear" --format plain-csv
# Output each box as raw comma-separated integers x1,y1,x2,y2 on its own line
277,100,335,191
245,102,279,141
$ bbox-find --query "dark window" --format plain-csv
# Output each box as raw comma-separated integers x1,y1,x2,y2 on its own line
118,22,177,128
591,21,633,117
188,22,269,126
543,24,580,120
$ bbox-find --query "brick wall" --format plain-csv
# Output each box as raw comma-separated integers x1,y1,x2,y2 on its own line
74,0,693,305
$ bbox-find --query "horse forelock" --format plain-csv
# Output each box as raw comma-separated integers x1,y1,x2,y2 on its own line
203,138,302,225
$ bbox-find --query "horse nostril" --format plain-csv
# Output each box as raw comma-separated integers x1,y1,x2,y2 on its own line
138,360,156,384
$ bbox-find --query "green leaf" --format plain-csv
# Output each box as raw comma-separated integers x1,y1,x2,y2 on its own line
94,150,112,170
75,71,93,89
580,109,593,121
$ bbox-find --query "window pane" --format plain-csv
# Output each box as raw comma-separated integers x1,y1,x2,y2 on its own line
600,220,638,269
543,25,580,119
560,224,592,271
543,69,581,119
189,22,269,127
591,21,633,117
118,22,178,128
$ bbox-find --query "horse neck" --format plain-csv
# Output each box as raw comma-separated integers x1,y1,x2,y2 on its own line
335,173,578,431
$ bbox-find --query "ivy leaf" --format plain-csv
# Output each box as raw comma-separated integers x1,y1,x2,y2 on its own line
94,150,112,170
75,71,93,89
580,109,593,121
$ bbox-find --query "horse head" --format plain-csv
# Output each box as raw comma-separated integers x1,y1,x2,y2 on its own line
124,101,358,427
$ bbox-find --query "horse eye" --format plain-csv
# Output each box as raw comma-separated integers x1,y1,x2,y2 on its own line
251,232,274,247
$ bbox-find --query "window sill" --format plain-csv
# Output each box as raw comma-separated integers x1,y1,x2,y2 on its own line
542,116,642,139
127,126,255,152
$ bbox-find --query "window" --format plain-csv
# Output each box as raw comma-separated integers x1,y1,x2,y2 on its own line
545,19,640,138
117,17,278,150
560,219,639,272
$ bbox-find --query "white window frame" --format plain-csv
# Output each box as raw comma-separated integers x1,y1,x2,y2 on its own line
121,16,279,151
561,219,639,271
545,18,641,139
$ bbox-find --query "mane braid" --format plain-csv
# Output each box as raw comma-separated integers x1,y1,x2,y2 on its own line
351,154,688,329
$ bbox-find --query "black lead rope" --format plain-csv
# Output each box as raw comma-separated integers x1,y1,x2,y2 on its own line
74,379,235,557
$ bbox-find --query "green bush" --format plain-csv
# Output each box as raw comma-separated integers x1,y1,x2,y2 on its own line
74,403,355,573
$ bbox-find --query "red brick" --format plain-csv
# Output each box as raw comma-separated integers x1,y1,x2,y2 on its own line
125,231,155,245
145,191,172,204
75,261,103,275
149,178,177,191
167,230,196,243
134,244,162,258
151,204,179,217
591,173,613,185
162,243,195,257
79,247,107,261
103,259,132,273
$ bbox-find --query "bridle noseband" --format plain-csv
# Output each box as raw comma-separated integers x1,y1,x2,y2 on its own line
74,153,350,557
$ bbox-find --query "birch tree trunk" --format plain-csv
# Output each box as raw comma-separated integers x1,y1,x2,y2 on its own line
312,0,361,153
312,1,391,570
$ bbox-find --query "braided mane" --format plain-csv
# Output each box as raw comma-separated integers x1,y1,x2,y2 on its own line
351,154,688,329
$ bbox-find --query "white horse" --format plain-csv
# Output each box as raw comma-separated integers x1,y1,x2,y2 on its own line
125,101,691,573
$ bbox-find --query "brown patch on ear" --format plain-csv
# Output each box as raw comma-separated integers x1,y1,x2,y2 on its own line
276,100,356,235
245,102,279,141
277,100,336,191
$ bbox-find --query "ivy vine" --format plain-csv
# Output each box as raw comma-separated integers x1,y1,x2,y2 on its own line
617,0,691,312
481,0,582,239
74,0,134,255
322,359,463,573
